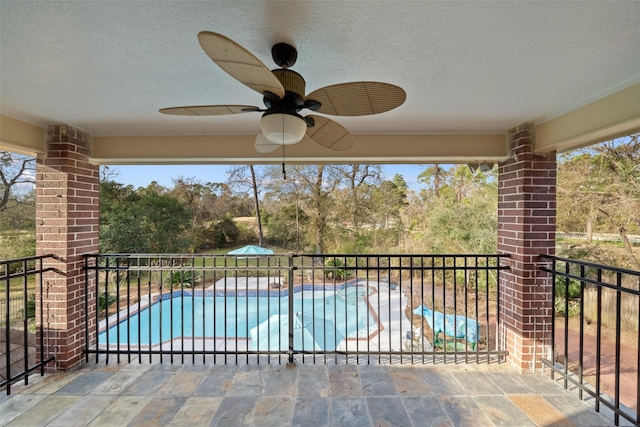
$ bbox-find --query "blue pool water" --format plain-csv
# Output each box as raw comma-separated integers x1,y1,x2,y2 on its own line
98,290,375,349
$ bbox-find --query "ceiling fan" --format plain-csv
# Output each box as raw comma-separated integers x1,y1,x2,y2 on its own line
160,32,406,153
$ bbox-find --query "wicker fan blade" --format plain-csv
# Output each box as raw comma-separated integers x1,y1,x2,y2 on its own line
255,132,281,153
198,32,285,98
306,82,406,116
305,115,354,151
159,105,260,116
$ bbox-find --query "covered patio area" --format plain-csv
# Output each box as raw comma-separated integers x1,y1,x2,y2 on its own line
1,1,640,426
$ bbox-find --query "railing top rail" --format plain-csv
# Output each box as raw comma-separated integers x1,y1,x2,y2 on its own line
0,254,58,265
541,266,640,296
540,254,640,277
84,253,511,259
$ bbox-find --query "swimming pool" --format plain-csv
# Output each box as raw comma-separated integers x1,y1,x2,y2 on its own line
97,288,376,351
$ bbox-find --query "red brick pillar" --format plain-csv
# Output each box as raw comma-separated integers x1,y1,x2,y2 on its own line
498,123,556,372
36,125,99,371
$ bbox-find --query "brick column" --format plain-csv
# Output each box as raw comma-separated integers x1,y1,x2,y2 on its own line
498,123,556,372
36,125,99,371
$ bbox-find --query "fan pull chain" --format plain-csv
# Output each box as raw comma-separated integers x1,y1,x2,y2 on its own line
282,114,286,179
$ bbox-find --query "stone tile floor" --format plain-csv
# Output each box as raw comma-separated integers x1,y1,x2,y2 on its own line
0,355,632,427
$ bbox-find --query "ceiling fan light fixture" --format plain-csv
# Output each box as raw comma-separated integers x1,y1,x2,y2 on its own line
261,113,307,145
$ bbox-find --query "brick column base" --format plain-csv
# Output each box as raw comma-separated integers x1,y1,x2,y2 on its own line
36,125,99,371
498,123,556,372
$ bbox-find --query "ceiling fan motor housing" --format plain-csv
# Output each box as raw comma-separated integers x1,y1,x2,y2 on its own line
263,68,308,117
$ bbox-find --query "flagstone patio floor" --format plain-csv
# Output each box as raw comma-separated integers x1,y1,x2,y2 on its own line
0,355,632,426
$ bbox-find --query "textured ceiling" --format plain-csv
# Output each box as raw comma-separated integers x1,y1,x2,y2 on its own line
1,1,640,138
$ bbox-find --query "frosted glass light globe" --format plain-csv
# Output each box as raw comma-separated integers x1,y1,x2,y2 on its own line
261,113,306,145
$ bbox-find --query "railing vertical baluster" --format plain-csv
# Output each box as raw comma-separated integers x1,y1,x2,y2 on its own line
158,261,163,364
223,255,227,365
430,256,436,364
211,255,218,365
104,257,110,364
147,256,153,364
595,268,602,413
495,256,501,361
191,257,195,365
244,257,249,364
201,255,205,364
4,260,11,394
115,257,121,364
475,256,481,362
463,257,469,359
614,272,622,426
180,258,185,364
212,256,218,365
126,259,131,364
408,256,413,364
287,253,294,365
20,261,27,386
169,259,174,364
308,256,312,364
366,256,370,364
279,254,284,365
578,265,585,400
549,257,556,377
636,284,640,426
355,256,359,364
234,255,238,365
136,257,141,364
442,256,448,363
264,257,269,363
40,257,46,374
563,261,570,388
453,256,458,363
84,256,89,363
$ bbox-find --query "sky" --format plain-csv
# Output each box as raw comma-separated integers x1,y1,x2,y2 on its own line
108,164,433,192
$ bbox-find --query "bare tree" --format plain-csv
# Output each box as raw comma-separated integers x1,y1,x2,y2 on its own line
263,164,343,253
0,151,35,212
557,134,640,269
337,164,381,231
227,165,267,246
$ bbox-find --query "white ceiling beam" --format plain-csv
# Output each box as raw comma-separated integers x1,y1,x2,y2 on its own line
535,83,640,153
90,133,508,165
0,115,46,156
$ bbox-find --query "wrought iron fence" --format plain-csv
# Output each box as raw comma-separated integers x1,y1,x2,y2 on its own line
0,293,34,325
1,255,56,395
84,253,509,366
540,255,640,426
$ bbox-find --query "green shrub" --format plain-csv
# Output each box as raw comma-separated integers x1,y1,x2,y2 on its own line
26,293,36,319
555,277,582,299
169,270,200,288
325,258,346,280
555,297,580,317
98,291,117,311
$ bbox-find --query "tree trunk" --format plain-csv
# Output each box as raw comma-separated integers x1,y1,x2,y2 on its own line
434,163,441,198
249,165,264,247
586,216,593,243
598,207,640,270
619,226,640,271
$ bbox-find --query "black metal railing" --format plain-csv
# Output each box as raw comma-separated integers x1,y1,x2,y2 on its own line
1,255,56,395
84,253,509,365
540,255,640,426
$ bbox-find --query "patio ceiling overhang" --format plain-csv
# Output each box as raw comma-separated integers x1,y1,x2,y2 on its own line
1,1,639,164
3,82,639,164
